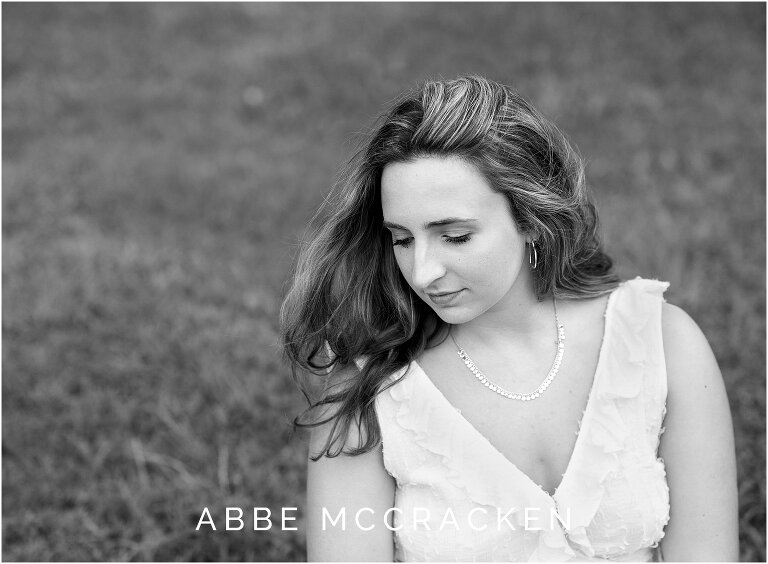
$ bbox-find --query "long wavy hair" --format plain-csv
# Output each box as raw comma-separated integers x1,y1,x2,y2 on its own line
280,75,620,460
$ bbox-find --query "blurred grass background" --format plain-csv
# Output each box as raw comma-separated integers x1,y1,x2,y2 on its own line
2,3,764,561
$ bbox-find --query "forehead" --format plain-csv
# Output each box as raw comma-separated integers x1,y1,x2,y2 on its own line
380,156,503,222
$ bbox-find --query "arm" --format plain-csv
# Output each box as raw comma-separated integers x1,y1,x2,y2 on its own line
305,367,396,561
658,303,739,561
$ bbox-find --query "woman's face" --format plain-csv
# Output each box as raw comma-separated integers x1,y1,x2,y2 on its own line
380,156,531,324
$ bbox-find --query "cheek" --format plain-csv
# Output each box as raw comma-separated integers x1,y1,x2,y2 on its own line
393,251,415,285
467,238,525,286
475,234,523,266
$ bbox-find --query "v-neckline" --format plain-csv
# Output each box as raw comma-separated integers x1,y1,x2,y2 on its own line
411,285,621,502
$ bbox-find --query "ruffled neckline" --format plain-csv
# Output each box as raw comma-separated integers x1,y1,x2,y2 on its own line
381,277,670,560
410,284,618,503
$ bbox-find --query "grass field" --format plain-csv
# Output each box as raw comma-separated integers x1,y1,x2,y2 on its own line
2,3,765,561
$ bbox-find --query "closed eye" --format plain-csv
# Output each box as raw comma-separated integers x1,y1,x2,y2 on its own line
392,234,472,248
446,234,471,244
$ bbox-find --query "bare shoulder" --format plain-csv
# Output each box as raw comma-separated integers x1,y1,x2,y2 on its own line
308,361,366,457
657,304,738,560
305,361,396,561
661,302,710,349
660,301,725,402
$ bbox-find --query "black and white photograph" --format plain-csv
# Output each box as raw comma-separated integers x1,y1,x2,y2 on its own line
3,2,765,562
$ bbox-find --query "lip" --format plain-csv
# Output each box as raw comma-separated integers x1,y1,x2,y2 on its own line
426,289,464,306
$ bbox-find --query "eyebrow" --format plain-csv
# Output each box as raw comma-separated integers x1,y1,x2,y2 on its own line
382,217,479,231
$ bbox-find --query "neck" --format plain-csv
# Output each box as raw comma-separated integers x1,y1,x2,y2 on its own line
451,273,555,350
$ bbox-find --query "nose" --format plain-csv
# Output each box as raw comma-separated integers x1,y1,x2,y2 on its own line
410,239,447,291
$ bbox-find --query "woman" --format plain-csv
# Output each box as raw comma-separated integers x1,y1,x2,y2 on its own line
280,76,738,561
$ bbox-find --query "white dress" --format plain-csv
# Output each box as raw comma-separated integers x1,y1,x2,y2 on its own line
358,277,671,561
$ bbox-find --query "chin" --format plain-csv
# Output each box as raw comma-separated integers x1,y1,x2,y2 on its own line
430,306,476,325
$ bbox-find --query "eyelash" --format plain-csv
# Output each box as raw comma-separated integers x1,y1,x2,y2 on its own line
392,234,472,248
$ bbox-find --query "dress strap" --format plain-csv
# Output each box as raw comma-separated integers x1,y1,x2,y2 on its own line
556,277,670,554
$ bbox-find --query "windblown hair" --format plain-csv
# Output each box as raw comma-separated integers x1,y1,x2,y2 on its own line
280,75,619,460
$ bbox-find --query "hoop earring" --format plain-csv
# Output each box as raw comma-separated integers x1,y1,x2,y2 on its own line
529,241,538,270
